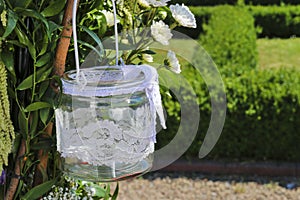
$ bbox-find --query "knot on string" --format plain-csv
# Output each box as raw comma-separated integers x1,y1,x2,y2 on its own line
76,71,88,90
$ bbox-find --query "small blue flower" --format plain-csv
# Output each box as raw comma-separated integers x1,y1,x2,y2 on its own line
0,170,6,185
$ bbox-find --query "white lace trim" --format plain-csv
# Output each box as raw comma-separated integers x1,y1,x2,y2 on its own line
56,101,155,166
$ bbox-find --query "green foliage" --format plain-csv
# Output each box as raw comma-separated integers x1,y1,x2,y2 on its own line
43,177,119,199
245,0,299,5
0,0,65,198
172,0,300,5
248,5,300,38
0,0,116,198
172,0,239,6
199,6,258,72
210,68,300,161
158,65,300,162
21,179,56,200
188,5,300,39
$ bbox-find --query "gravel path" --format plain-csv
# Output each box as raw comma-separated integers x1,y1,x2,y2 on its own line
116,172,300,200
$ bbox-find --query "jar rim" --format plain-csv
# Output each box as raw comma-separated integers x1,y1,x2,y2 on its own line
61,65,157,97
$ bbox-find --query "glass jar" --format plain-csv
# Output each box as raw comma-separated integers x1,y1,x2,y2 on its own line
55,66,159,182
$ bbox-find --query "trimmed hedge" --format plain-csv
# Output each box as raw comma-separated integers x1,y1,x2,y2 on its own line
245,0,300,5
185,6,300,39
249,5,300,38
172,0,238,6
158,66,300,162
172,0,299,5
199,6,257,71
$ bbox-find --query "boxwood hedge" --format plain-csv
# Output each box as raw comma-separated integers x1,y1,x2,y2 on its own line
172,0,238,6
248,5,300,38
157,66,300,162
172,0,299,6
198,5,258,71
184,6,300,39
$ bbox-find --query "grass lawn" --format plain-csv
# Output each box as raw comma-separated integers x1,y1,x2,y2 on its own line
257,38,300,70
152,38,300,71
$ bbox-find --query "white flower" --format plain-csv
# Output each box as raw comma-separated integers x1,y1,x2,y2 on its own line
170,4,197,28
142,47,154,62
101,10,119,27
143,54,154,62
166,50,181,74
138,0,150,7
151,20,173,45
142,0,170,7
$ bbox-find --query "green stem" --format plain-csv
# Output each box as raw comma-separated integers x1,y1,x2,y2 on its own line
30,62,36,103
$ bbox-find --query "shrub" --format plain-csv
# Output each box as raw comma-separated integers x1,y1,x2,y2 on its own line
188,5,300,39
172,0,238,6
172,0,299,5
198,6,258,71
248,5,300,38
245,0,300,5
158,66,300,162
210,68,300,161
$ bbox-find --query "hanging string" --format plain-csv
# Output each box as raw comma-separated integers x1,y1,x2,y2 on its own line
111,0,119,66
72,0,80,83
72,0,120,85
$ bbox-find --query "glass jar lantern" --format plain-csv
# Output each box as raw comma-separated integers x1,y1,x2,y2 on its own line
55,65,165,182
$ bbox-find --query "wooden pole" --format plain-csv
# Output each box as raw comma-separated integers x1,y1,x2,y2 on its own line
33,0,79,187
5,140,26,200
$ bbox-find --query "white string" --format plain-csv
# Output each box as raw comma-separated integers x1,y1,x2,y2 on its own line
72,0,80,84
111,0,119,65
73,0,120,84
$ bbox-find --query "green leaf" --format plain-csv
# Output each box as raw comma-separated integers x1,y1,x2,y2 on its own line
90,0,103,10
16,74,33,90
91,184,106,198
1,49,16,84
21,179,56,200
14,26,36,59
15,7,51,41
31,137,53,150
37,67,52,83
104,184,110,200
6,40,26,48
80,25,104,57
29,111,39,136
41,0,67,17
24,102,51,112
40,108,50,125
142,50,156,55
14,7,49,31
2,9,18,38
38,34,49,57
49,21,62,33
0,0,5,13
39,80,50,99
77,40,103,60
17,67,52,90
111,183,119,200
36,53,51,67
11,0,32,8
18,111,28,137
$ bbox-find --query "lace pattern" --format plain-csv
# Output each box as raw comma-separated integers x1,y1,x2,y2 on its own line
56,101,155,166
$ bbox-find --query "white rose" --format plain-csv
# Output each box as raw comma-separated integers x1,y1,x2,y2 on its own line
170,4,197,28
151,20,173,45
167,50,181,74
